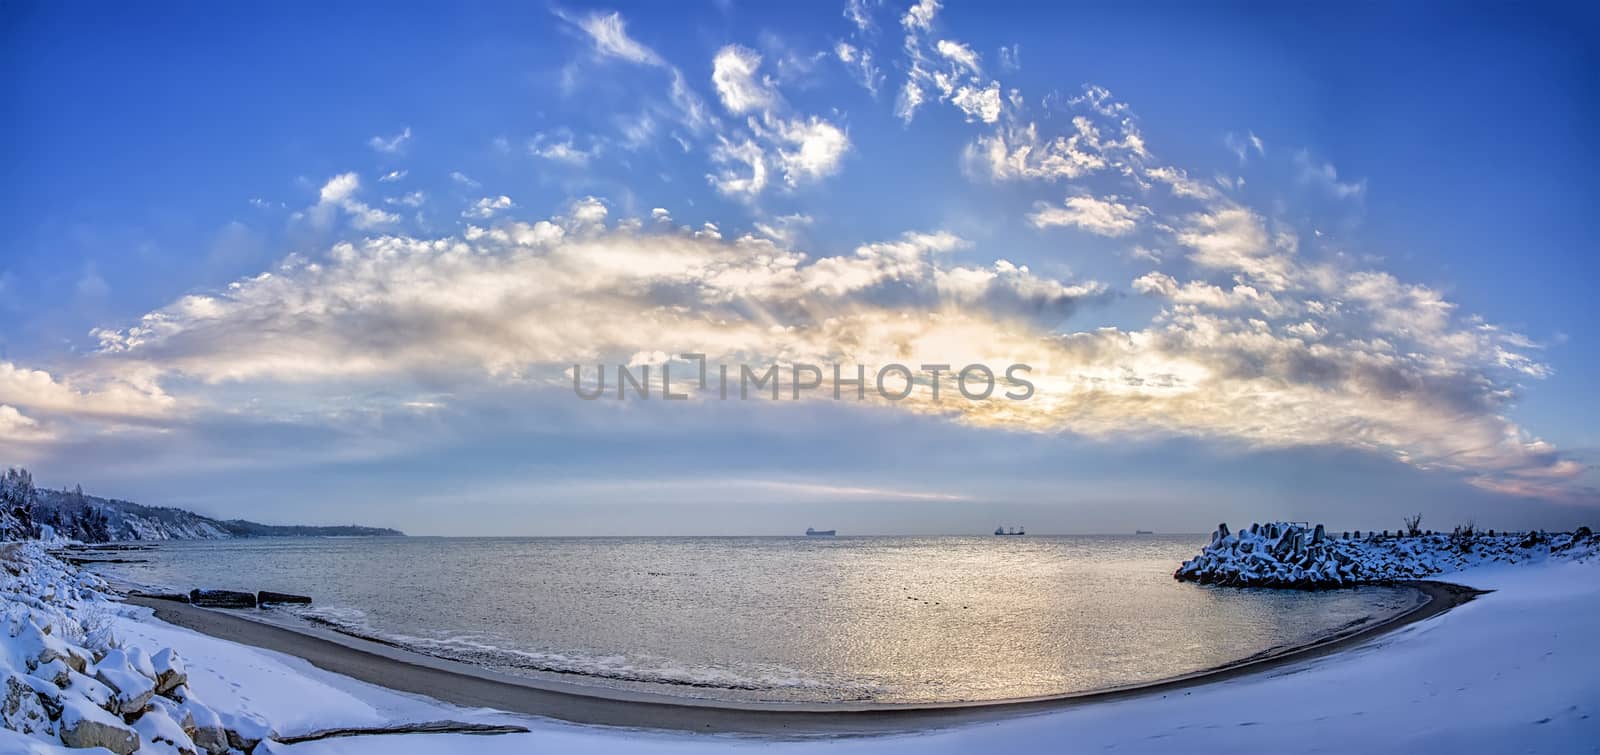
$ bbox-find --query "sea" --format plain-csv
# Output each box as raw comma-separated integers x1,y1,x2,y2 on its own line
88,535,1420,705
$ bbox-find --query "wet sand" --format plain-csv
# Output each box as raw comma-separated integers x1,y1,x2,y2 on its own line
127,581,1480,738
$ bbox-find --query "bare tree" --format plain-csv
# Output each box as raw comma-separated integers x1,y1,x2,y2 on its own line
1402,513,1423,537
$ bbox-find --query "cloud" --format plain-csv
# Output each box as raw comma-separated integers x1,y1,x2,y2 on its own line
770,117,849,185
378,169,408,183
707,137,770,199
450,171,480,188
964,120,1109,181
1028,195,1147,236
529,133,597,165
701,45,850,200
893,4,1007,126
843,0,878,33
711,45,781,115
385,191,426,208
997,44,1020,72
934,40,980,75
1224,131,1266,162
367,127,412,154
554,10,713,135
0,362,174,420
309,173,399,230
834,42,884,95
1295,150,1366,199
0,405,50,443
463,195,515,219
949,81,1002,123
566,10,663,66
901,0,939,32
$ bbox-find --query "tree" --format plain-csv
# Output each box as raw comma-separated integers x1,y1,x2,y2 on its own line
1402,513,1423,538
0,467,38,540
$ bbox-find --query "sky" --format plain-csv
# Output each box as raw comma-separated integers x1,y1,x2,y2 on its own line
1,0,1597,536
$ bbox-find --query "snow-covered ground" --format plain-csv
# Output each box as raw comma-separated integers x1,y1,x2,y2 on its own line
4,538,1598,754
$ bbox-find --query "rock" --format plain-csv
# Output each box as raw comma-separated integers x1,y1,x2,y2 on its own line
221,709,274,752
12,620,72,672
35,657,72,687
134,705,200,755
2,672,59,737
146,694,195,730
133,591,192,603
59,697,140,755
93,647,157,716
257,591,312,605
176,696,230,755
189,589,257,608
151,647,188,695
65,669,115,709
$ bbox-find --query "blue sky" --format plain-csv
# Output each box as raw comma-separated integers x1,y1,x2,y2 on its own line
1,0,1596,535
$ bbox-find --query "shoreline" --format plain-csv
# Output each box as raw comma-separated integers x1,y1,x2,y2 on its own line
124,580,1481,737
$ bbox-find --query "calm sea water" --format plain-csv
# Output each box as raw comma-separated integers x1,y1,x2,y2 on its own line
91,535,1418,704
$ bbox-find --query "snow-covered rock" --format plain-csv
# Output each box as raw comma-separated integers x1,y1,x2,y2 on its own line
93,647,158,715
1,541,245,753
58,696,139,753
151,647,187,695
1176,522,1600,588
133,704,199,755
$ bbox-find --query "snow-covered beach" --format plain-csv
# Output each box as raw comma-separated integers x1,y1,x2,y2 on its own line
4,527,1598,753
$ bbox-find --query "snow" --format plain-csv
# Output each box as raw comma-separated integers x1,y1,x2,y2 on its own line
5,537,1598,753
1175,522,1599,588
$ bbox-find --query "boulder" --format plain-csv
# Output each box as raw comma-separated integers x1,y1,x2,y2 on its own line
64,670,115,709
34,657,72,687
151,647,188,695
189,589,257,608
2,672,59,737
93,648,157,716
175,695,230,755
59,697,140,755
257,591,313,605
134,705,199,755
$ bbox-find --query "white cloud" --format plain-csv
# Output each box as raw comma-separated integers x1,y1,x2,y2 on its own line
72,205,1566,492
311,173,399,230
378,169,408,183
834,42,884,95
450,171,480,188
367,127,412,154
0,404,50,443
1028,195,1147,236
752,213,813,244
843,0,877,32
0,362,174,420
529,133,596,165
770,117,850,185
901,0,939,32
711,45,780,115
385,191,426,208
934,40,980,75
568,10,663,66
965,121,1107,181
707,137,769,199
950,81,1001,123
464,195,515,219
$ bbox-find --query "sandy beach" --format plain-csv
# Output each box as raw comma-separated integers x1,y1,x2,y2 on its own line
127,580,1477,737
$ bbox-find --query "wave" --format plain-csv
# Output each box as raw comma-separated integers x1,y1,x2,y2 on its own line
280,604,880,700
